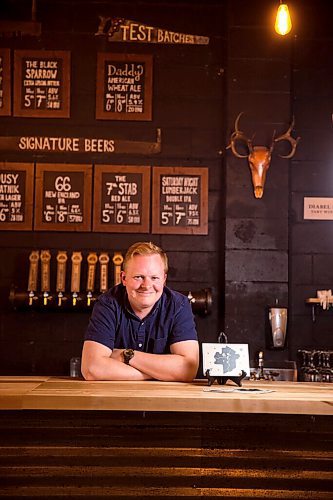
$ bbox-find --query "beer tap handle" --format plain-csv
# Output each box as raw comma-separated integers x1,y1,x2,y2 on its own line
71,251,82,306
56,251,67,306
112,252,124,285
99,252,110,293
40,250,51,306
86,252,98,306
27,250,39,305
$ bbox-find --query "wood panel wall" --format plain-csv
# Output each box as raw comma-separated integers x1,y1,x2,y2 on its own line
0,410,332,498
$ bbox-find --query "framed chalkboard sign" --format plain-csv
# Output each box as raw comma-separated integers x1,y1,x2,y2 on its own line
152,166,208,234
93,165,150,233
13,50,70,118
0,49,11,116
0,162,34,230
96,53,153,121
34,164,92,231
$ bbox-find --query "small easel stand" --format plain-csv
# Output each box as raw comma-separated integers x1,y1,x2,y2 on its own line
205,332,247,387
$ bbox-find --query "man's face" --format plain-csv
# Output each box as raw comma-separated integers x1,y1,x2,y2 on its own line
121,254,166,316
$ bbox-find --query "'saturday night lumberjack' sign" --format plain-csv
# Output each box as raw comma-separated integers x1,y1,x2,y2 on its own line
0,129,162,155
96,17,209,45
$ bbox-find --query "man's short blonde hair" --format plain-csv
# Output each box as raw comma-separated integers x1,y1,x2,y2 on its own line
123,242,168,273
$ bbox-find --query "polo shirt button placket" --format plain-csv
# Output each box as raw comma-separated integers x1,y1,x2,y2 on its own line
137,321,145,351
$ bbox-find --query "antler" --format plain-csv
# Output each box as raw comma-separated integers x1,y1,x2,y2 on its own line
274,117,301,159
227,112,253,158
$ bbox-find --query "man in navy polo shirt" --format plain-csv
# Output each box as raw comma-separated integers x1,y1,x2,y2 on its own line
81,241,199,382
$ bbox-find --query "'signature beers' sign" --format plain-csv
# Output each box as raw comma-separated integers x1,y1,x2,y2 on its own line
0,129,162,155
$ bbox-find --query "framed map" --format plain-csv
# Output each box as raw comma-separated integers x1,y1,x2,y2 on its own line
202,343,250,378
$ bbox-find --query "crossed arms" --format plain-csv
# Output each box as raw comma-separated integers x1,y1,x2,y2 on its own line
81,339,199,382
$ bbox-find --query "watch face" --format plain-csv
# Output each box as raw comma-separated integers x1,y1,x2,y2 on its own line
124,349,134,364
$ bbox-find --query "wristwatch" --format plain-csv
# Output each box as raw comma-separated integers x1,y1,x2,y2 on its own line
123,348,135,365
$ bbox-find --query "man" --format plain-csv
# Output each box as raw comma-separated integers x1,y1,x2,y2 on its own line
81,241,199,382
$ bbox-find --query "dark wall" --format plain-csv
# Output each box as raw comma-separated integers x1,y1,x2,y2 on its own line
0,0,226,375
225,0,333,366
0,0,332,376
290,2,333,356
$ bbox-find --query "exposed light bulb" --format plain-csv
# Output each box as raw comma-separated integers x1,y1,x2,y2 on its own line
275,3,292,35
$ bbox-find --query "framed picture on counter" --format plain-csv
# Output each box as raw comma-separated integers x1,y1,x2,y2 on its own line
202,343,250,378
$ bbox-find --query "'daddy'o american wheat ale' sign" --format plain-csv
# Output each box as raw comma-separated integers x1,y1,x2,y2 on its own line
96,53,152,121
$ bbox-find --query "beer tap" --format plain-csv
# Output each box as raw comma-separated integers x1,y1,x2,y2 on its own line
99,252,110,293
112,252,124,285
71,251,82,306
86,252,98,306
27,250,39,306
56,251,67,306
40,250,51,306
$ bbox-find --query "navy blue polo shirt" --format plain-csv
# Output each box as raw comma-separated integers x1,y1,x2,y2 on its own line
84,284,198,353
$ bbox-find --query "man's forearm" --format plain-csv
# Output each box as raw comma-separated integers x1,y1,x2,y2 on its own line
128,350,197,382
82,355,151,381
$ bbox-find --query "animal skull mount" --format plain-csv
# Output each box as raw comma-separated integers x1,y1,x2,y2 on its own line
228,113,300,199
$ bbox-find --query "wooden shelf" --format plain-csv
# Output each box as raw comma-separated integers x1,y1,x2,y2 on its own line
305,297,333,322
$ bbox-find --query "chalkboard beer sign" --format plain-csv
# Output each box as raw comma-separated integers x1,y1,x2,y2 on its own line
13,50,70,118
0,49,11,116
93,165,150,232
0,162,34,230
35,164,92,231
96,53,152,121
152,166,208,234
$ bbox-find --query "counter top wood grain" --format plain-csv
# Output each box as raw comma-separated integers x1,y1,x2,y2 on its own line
0,377,332,415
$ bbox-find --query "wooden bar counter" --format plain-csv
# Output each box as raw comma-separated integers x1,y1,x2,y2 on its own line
0,376,332,414
0,377,332,498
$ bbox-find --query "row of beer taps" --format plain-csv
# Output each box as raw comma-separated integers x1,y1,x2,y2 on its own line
27,249,124,307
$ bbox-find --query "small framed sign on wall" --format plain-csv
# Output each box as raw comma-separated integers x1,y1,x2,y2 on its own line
34,164,92,231
96,53,153,121
13,50,71,118
0,162,34,230
152,166,208,234
93,164,150,233
0,49,11,116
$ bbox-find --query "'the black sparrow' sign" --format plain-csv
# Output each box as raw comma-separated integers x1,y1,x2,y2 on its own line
13,50,70,118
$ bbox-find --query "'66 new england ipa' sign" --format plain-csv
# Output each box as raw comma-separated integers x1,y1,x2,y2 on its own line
13,50,70,118
34,164,92,231
93,165,150,233
96,53,152,121
0,162,34,230
152,166,208,234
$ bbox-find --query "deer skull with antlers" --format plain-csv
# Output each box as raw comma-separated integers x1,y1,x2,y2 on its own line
228,113,300,199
